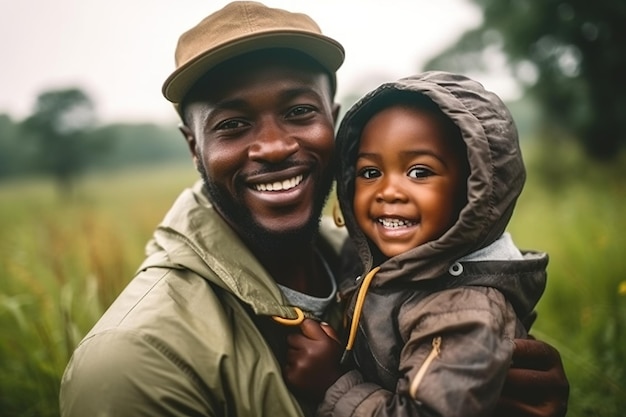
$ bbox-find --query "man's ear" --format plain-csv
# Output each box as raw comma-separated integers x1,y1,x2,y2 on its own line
332,102,341,125
179,124,199,165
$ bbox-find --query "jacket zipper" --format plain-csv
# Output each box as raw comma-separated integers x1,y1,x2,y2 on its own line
409,336,442,399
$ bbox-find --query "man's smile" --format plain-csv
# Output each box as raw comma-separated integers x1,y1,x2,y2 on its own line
252,174,304,192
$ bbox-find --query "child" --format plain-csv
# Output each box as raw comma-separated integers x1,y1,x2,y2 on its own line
284,71,548,416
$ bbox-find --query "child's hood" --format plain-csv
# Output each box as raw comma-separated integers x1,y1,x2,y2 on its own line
336,71,526,285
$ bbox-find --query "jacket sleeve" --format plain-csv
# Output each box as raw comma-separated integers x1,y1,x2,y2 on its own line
317,287,517,417
60,330,215,417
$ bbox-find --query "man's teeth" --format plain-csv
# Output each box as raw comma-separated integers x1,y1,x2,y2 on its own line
254,175,303,192
378,218,416,228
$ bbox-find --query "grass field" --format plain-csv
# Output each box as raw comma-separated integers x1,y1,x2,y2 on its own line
1,146,625,416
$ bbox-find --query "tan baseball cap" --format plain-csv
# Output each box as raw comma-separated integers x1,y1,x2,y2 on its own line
162,1,345,104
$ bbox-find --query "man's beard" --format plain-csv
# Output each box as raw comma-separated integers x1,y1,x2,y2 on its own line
196,162,334,258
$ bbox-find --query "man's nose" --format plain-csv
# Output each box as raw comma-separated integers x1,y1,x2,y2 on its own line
248,119,299,163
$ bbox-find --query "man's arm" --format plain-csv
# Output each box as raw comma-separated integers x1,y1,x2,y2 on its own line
495,338,569,417
60,331,214,416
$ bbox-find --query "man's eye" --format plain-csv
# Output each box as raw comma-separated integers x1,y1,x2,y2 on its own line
287,106,314,117
216,119,246,130
408,166,433,179
358,167,381,179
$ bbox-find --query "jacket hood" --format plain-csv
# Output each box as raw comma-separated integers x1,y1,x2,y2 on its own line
336,71,526,284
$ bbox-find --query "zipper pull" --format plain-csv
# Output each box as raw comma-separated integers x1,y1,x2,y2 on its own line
409,336,442,398
432,335,442,354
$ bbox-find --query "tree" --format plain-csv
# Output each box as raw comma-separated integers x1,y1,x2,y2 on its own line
21,88,103,194
88,123,187,170
424,0,626,160
0,114,31,179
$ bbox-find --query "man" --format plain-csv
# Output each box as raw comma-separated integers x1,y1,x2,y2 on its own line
59,2,568,416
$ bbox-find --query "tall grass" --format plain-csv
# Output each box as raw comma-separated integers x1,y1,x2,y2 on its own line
512,141,626,416
0,163,197,417
1,146,625,416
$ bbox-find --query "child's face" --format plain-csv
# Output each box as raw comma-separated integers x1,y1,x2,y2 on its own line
353,104,468,258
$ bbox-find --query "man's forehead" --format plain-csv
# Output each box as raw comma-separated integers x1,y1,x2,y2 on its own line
212,49,329,80
188,51,333,102
193,74,332,116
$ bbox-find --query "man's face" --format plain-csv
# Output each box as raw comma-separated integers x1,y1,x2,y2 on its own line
183,54,338,253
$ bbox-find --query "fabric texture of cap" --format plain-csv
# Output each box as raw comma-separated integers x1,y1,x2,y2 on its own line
162,1,345,104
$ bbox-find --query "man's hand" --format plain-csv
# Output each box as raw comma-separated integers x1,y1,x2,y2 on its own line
495,337,569,417
284,319,343,401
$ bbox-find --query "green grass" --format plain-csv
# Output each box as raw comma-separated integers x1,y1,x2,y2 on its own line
0,163,197,417
1,146,625,416
511,141,626,416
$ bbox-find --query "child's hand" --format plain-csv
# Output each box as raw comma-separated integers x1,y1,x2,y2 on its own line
284,319,343,401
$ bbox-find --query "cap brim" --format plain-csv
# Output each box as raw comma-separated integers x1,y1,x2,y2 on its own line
162,31,345,103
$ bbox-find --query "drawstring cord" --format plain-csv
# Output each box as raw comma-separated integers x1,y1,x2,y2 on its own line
341,266,381,362
271,306,305,325
270,248,334,326
332,201,345,227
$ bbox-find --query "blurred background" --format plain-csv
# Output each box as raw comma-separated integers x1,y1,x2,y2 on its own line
1,0,624,416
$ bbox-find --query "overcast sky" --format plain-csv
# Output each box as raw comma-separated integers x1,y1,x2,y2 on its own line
0,0,509,125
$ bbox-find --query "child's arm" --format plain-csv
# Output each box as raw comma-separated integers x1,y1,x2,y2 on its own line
318,287,517,417
315,336,568,417
283,318,344,402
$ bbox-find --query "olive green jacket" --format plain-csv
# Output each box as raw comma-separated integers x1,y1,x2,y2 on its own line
59,181,347,417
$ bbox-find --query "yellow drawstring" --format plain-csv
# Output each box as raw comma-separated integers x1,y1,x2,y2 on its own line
332,201,345,227
271,306,305,325
344,266,381,352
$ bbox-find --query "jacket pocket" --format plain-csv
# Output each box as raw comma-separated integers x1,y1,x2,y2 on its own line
409,336,441,398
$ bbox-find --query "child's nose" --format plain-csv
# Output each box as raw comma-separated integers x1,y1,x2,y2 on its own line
376,177,409,203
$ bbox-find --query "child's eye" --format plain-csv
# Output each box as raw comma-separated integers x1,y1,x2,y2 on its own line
357,167,381,179
408,166,433,179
